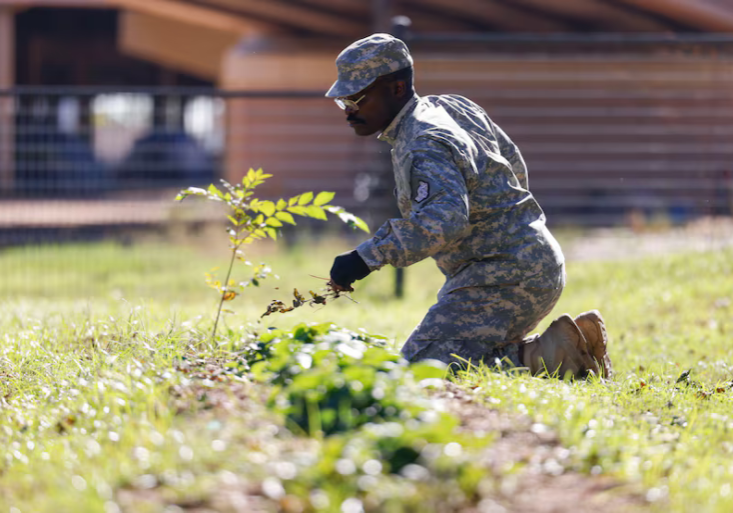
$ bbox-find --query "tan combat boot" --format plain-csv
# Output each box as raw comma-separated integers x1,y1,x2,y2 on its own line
520,314,600,379
574,310,613,379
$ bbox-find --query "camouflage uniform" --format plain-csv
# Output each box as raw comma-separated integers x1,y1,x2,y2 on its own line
327,35,566,367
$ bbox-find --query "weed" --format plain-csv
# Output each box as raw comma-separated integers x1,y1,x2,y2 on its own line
176,168,369,340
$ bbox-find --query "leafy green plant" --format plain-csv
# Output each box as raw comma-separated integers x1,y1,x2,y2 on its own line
176,168,369,340
241,322,496,511
248,322,448,436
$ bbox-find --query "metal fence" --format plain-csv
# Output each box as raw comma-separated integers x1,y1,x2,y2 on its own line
0,87,230,196
0,67,732,247
0,87,401,247
401,33,733,227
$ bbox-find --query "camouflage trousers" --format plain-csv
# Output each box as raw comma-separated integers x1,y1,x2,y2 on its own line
401,269,565,369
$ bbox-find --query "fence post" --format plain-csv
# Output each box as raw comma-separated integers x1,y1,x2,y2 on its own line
372,0,392,33
390,16,412,299
0,7,15,194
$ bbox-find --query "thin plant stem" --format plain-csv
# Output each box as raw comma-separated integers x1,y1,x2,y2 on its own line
211,243,241,341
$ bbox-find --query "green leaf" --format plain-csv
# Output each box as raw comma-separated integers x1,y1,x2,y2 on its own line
265,227,278,240
288,206,307,216
245,168,257,184
259,200,276,217
227,215,240,226
288,196,299,207
305,205,327,220
175,187,207,200
410,360,448,381
275,211,296,225
313,191,335,206
352,216,370,233
337,212,370,233
276,199,287,211
298,192,314,205
677,369,692,384
265,217,283,227
208,184,224,198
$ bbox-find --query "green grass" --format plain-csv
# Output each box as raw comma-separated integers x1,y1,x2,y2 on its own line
0,238,732,512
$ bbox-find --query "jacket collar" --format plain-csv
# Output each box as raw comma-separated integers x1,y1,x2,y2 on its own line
378,93,419,146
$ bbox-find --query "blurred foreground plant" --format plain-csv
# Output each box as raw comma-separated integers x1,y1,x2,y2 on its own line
176,168,369,340
246,322,448,436
239,322,495,511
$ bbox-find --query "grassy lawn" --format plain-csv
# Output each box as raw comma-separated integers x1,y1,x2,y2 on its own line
0,236,731,512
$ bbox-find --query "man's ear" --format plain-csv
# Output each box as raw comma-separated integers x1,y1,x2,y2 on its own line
392,79,407,98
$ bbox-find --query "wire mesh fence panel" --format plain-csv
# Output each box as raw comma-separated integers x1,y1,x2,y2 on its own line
416,53,733,227
0,87,398,252
0,46,732,257
4,89,225,196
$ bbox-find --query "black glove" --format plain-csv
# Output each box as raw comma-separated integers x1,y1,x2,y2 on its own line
330,250,371,288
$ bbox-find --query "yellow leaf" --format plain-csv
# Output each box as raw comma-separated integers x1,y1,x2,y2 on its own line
266,217,283,227
337,212,370,233
353,216,370,233
208,184,223,198
259,201,276,217
222,291,237,301
305,205,327,220
275,211,296,225
298,191,314,205
288,206,306,216
314,191,335,206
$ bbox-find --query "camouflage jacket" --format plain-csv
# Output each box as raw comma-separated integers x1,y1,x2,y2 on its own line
355,94,564,296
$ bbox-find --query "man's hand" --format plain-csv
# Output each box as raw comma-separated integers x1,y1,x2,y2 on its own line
330,250,371,289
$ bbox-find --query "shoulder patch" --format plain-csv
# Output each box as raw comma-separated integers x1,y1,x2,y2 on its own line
414,181,430,203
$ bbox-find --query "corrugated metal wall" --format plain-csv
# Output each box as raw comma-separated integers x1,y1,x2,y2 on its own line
418,55,733,224
226,52,733,227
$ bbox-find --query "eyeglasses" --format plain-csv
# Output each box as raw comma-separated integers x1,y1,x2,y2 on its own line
334,94,366,112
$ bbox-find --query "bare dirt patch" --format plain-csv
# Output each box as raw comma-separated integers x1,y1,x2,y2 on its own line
435,382,648,513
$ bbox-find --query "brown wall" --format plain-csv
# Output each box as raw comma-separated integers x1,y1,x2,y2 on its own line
223,49,733,225
419,55,733,222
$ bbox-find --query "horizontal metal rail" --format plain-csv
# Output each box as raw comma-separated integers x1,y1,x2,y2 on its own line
0,87,326,98
407,32,733,45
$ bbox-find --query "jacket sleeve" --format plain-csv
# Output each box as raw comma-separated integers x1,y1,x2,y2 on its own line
355,136,470,270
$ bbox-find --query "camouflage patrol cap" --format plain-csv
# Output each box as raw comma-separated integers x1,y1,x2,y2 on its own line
325,33,413,98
